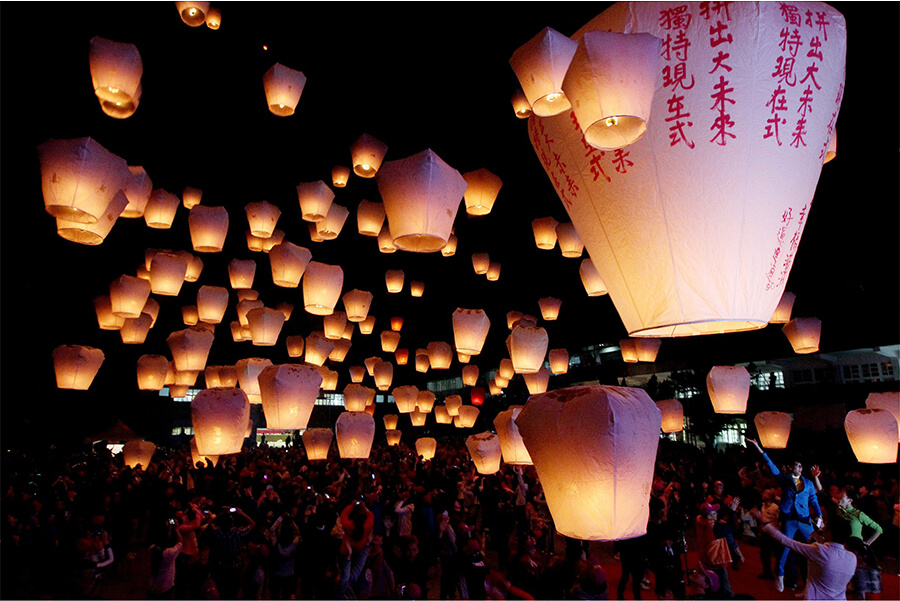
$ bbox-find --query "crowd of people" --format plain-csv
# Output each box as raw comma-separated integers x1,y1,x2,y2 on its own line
2,433,897,600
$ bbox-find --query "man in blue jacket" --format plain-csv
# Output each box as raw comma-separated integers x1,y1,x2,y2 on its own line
746,437,823,593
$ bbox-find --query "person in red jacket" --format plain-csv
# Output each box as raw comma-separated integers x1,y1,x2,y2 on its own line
337,500,375,598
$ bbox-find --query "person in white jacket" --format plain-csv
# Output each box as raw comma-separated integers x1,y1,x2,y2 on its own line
395,490,416,538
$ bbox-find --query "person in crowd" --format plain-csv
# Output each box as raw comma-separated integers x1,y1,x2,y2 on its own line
147,520,183,599
205,505,256,600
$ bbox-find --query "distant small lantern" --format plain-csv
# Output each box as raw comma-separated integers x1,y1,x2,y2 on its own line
245,201,281,239
94,296,125,330
486,262,502,281
532,217,559,250
359,315,376,335
495,406,533,465
357,200,386,237
304,332,335,367
110,274,151,318
303,262,344,315
392,385,419,413
263,63,307,117
303,428,333,461
121,166,152,218
556,222,584,258
142,297,160,327
332,166,351,188
219,366,238,387
463,168,502,216
324,311,349,341
175,1,209,26
182,186,202,209
523,368,551,395
783,317,822,354
144,189,180,229
509,26,578,116
309,223,325,243
441,234,458,257
168,385,190,398
435,405,452,424
319,367,339,391
247,307,285,346
246,232,265,252
377,223,397,254
410,281,425,297
177,251,203,282
562,31,661,150
189,438,218,468
168,327,215,373
620,339,639,363
386,430,402,446
866,392,900,442
395,349,409,365
845,409,899,464
506,311,525,330
462,365,480,387
498,359,515,381
416,437,438,460
651,399,683,434
150,252,188,296
410,408,428,427
385,270,405,293
236,357,272,404
192,387,249,456
391,316,404,332
707,366,751,415
344,384,375,412
296,180,335,223
269,242,312,288
511,88,533,119
466,432,502,474
237,299,264,327
456,405,480,428
471,387,486,406
539,297,562,321
755,411,792,449
55,190,128,245
492,377,508,393
453,309,490,357
636,339,662,363
472,253,490,275
349,365,366,383
444,395,462,417
373,361,394,391
383,414,400,431
122,440,156,470
316,203,349,240
229,322,246,342
89,36,143,119
120,313,153,343
336,411,376,459
428,342,453,369
196,285,228,324
205,7,221,28
351,133,388,178
53,345,104,390
342,289,373,323
379,330,399,353
416,391,436,413
769,291,796,324
189,205,229,253
203,365,223,388
549,349,569,374
376,149,467,253
509,324,549,374
286,335,305,358
579,258,608,296
458,352,471,364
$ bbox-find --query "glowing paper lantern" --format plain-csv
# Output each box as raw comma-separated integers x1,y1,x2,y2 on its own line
120,313,152,344
351,133,388,178
783,317,822,354
94,296,125,330
303,428,333,461
53,345,104,390
416,437,437,460
168,385,189,398
656,399,684,434
507,311,524,330
456,405,480,428
246,307,285,346
549,349,569,375
219,366,238,387
203,365,223,388
636,339,662,363
245,201,281,239
441,234,458,257
319,367,339,391
579,257,608,296
359,315,376,335
556,222,584,258
142,298,160,328
491,378,507,393
54,189,128,245
494,406,533,465
303,262,343,315
754,411,792,449
410,281,425,297
342,289,373,323
458,352,471,364
205,7,221,28
381,331,401,353
309,223,325,243
510,27,578,116
263,63,307,117
531,217,560,250
392,385,418,413
463,168,502,216
332,166,350,188
335,411,376,459
357,200,386,236
121,166,152,218
410,409,427,427
434,405,452,424
149,252,188,296
539,297,562,321
316,203,349,240
376,149,467,253
444,395,462,417
707,366,750,415
110,275,151,319
466,432,502,474
383,414,400,431
195,286,228,324
373,361,394,391
528,2,847,338
236,357,272,404
256,364,320,429
347,365,365,383
377,223,397,254
89,36,142,119
192,387,250,456
472,253,490,275
226,260,255,290
620,339,638,363
509,324,549,374
182,187,202,209
175,1,209,26
386,430,402,446
267,242,312,288
285,335,304,358
428,342,453,369
190,437,218,468
845,409,899,464
189,205,229,253
144,189,180,229
516,385,661,540
178,251,203,282
329,336,352,361
471,387,486,405
324,311,349,340
770,291,796,324
390,317,404,332
512,88,532,119
452,309,490,357
395,349,409,365
416,391,436,413
523,368,551,395
296,180,335,223
304,332,335,367
167,327,215,373
122,440,155,469
237,299,263,327
498,359,515,381
385,270,404,293
462,365,480,387
866,392,900,442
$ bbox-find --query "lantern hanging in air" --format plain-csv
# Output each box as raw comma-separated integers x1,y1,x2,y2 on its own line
381,331,401,353
416,437,438,460
332,166,350,188
506,311,524,330
471,253,490,275
444,395,462,417
562,31,660,150
168,327,215,373
175,1,209,26
303,262,343,315
120,313,153,344
89,36,143,119
549,349,569,374
323,311,348,341
492,376,508,392
142,298,160,328
636,338,662,363
236,357,272,404
182,187,202,209
452,309,490,357
392,385,418,413
336,411,376,459
110,275,151,318
387,316,403,332
192,387,249,456
338,290,370,323
471,386,486,405
462,365,480,387
356,199,386,237
303,428,333,461
466,432,502,474
122,440,155,469
304,332,335,367
441,234,458,257
620,339,639,363
143,189,180,229
359,315,376,335
351,133,388,178
94,295,125,330
463,168,502,216
218,366,238,388
382,414,399,431
203,365,223,388
189,205,229,253
316,203,349,240
510,26,578,116
385,270,404,293
53,345,104,390
246,308,285,346
149,252,188,296
346,365,364,384
236,299,262,327
269,242,312,288
556,222,584,258
456,405,480,428
377,223,396,254
707,366,750,415
754,411,792,449
296,180,335,223
245,201,281,239
330,338,352,362
845,409,899,464
866,392,900,442
308,223,325,243
769,291,796,324
228,259,257,290
528,2,847,338
509,324,549,374
531,217,559,250
263,63,307,117
416,391,436,413
428,342,453,369
579,258,608,296
523,368,551,395
458,352,471,364
486,262,502,281
229,322,247,342
512,88,532,119
516,385,662,541
383,430,400,446
365,357,381,377
376,149,467,253
121,166,152,218
410,281,425,297
55,190,128,245
196,286,228,324
168,385,190,398
343,384,375,413
177,251,203,282
434,405,452,424
205,7,221,28
410,409,427,427
395,349,409,365
246,232,265,252
656,399,684,434
189,437,219,468
498,359,515,381
783,317,822,354
319,367,339,391
373,361,394,391
494,406,533,465
539,297,562,321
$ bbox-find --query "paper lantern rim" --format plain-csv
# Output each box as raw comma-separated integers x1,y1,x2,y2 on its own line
583,114,648,150
391,233,448,253
629,318,769,338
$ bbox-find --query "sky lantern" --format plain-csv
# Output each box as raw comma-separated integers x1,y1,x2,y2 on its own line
462,365,480,387
538,297,562,321
336,411,376,459
489,380,504,395
866,392,900,442
376,149,467,253
707,366,750,414
457,352,471,364
486,262,502,282
364,357,381,377
359,315,376,335
237,299,264,327
324,310,349,340
168,385,190,398
342,289,373,323
549,349,569,374
263,63,306,117
470,386,486,406
556,222,584,258
466,432,502,474
110,274,151,318
356,200,385,236
754,411,792,449
175,1,209,26
441,233,458,257
319,366,339,391
329,338,352,362
304,332,335,367
656,399,684,434
444,395,462,417
236,357,272,404
229,322,247,342
196,285,228,324
246,307,285,346
55,189,128,245
149,252,188,296
168,327,214,373
89,36,143,119
296,180,335,223
462,168,502,216
348,365,366,383
453,309,490,356
392,385,418,413
428,341,453,369
182,186,202,209
416,437,437,459
783,317,822,354
528,3,847,338
245,200,281,238
268,242,312,288
410,408,427,427
416,390,436,413
494,406,533,465
143,189,180,229
383,414,400,431
373,361,394,391
53,345,104,390
471,253,490,275
531,217,560,250
506,311,524,330
620,339,639,363
308,223,325,243
410,281,425,297
38,137,129,225
303,428,333,461
512,88,532,119
204,6,221,28
191,387,249,456
332,166,350,188
579,257,608,297
94,296,125,330
498,358,515,381
523,367,550,395
218,366,238,388
770,291,796,324
189,205,229,252
509,324,549,374
342,322,354,340
385,430,402,446
510,26,578,116
395,348,409,365
303,262,343,315
391,317,404,332
344,384,375,412
120,313,152,344
122,440,155,469
516,385,661,541
121,166,152,218
385,269,405,293
456,405,480,428
176,251,203,282
246,232,266,252
377,223,397,254
380,330,401,353
562,31,661,150
434,405,452,424
351,133,388,178
635,338,662,363
189,438,218,468
203,365,223,388
845,409,899,464
317,203,349,240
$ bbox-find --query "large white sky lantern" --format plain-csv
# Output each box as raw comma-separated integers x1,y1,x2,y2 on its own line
845,409,899,464
245,200,281,239
563,31,660,150
528,2,847,337
510,27,578,117
336,411,375,459
167,327,215,373
197,285,229,324
755,411,792,449
316,203,349,240
189,205,229,252
376,149,468,253
783,317,822,354
866,392,900,442
515,385,662,541
453,308,491,356
707,365,751,414
296,180,335,223
56,189,128,245
342,289,373,322
466,432,502,474
53,345,104,390
263,63,307,117
247,307,285,346
356,200,386,237
509,324,549,374
416,437,438,459
351,133,388,178
462,168,503,216
303,261,344,315
258,364,321,430
269,241,312,288
89,36,143,119
192,388,249,456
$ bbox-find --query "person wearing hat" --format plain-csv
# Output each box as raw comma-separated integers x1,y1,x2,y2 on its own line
695,501,734,599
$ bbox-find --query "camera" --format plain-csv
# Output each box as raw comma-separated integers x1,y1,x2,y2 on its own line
229,507,237,513
168,518,176,525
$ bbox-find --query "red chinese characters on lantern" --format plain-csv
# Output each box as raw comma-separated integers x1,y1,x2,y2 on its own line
659,5,696,149
702,2,736,146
